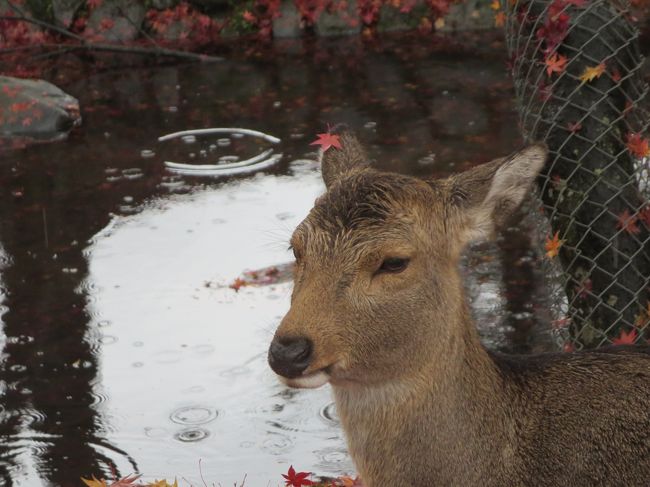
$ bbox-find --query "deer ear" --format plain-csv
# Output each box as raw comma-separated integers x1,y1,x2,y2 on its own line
450,144,548,242
320,132,371,188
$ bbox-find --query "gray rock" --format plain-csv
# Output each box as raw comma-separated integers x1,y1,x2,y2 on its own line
439,0,495,31
273,0,302,38
377,1,427,32
149,0,178,9
0,76,81,144
316,0,360,37
87,0,146,43
52,0,84,28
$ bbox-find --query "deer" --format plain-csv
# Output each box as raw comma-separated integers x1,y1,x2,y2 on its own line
267,132,650,487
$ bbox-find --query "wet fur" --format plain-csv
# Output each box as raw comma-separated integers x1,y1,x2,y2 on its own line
271,133,650,486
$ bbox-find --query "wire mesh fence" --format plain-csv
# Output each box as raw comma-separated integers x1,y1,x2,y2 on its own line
501,0,650,349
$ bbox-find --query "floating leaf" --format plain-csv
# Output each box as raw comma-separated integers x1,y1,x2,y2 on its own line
81,477,107,487
282,466,315,487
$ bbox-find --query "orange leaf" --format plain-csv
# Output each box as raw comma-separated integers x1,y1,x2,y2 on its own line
490,0,501,10
625,132,650,158
229,277,248,292
494,11,506,27
545,53,568,77
81,477,107,487
545,231,564,258
616,209,640,235
579,62,606,83
612,328,638,345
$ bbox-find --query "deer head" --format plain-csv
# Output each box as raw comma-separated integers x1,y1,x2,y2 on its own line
268,133,547,389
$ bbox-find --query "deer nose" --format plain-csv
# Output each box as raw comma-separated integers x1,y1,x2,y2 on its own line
268,336,313,378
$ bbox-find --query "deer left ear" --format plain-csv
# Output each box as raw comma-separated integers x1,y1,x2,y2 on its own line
450,144,548,242
320,132,372,188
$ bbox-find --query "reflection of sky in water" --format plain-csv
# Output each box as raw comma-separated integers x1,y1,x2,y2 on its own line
84,165,354,484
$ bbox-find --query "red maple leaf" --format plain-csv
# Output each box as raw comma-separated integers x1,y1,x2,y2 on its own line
626,132,650,158
310,132,342,152
616,209,640,235
611,67,622,83
612,328,638,345
99,18,114,30
545,53,568,76
282,466,314,487
638,206,650,227
567,121,582,132
229,277,247,292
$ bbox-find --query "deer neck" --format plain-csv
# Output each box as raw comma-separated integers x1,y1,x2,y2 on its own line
331,287,514,486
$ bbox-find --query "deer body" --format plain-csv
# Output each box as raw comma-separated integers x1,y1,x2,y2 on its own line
268,133,650,486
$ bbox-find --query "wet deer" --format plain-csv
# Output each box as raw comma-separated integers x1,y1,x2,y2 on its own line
268,133,650,486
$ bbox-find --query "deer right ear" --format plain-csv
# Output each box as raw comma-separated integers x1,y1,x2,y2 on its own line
320,132,371,188
450,144,548,243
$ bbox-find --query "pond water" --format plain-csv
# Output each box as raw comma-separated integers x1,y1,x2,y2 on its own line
0,32,557,486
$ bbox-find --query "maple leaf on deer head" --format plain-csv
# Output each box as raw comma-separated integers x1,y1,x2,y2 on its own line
310,132,342,152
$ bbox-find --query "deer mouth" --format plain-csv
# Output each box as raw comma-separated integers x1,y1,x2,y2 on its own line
281,367,331,389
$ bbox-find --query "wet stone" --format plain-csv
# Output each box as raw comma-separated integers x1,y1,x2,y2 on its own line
273,0,302,38
316,0,360,37
87,0,146,42
0,76,81,145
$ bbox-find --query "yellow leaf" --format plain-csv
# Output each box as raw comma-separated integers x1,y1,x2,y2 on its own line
579,62,606,83
490,0,501,10
148,481,178,487
81,477,107,487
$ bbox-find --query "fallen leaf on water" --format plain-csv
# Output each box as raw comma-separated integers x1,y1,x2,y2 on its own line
612,328,638,345
545,231,564,258
310,133,342,152
148,480,178,487
282,465,314,487
545,53,568,76
81,477,107,487
229,277,248,292
579,62,606,83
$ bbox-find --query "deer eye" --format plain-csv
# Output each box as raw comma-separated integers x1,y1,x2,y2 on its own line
377,257,410,274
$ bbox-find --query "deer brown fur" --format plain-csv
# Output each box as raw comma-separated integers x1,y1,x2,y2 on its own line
267,132,650,487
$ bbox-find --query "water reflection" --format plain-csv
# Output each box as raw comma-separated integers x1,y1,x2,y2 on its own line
81,167,354,484
0,193,134,485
